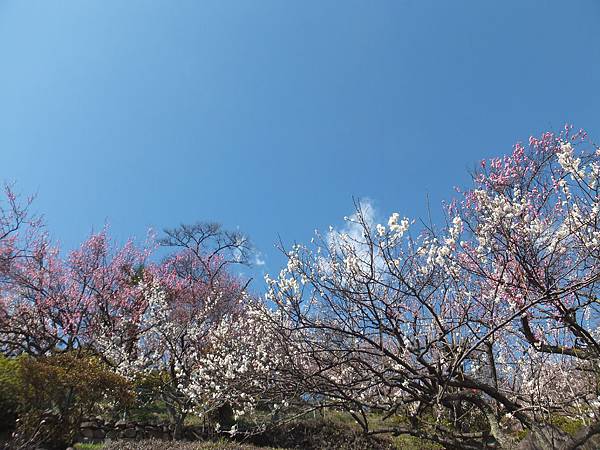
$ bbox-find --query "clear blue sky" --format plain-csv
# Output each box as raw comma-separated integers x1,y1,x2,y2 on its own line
1,1,599,282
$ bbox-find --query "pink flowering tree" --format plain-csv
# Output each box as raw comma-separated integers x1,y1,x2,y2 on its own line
0,226,150,356
0,192,281,438
0,184,45,353
452,126,600,447
266,127,600,449
0,184,41,286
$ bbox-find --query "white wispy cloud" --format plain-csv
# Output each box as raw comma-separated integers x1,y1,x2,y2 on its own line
253,251,266,266
320,198,387,276
326,199,376,244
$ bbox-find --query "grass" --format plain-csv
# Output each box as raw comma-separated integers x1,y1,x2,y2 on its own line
74,444,104,450
319,409,442,450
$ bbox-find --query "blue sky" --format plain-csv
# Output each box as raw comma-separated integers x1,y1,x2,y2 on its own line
1,1,599,285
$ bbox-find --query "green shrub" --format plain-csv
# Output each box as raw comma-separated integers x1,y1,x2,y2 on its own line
125,370,171,422
14,352,134,449
0,354,22,431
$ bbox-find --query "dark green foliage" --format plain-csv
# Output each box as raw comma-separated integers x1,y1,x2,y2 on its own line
211,403,236,430
13,352,134,449
0,354,22,431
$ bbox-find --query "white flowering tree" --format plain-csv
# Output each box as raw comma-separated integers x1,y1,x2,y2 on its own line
266,127,600,449
95,223,283,438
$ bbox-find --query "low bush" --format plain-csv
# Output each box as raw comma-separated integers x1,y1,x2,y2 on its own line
0,354,22,431
13,352,134,449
